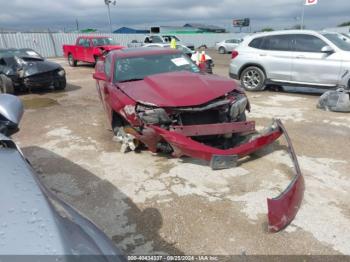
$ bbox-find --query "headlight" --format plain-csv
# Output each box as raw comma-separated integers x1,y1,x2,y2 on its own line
57,69,65,77
14,56,26,66
136,105,171,125
230,94,248,120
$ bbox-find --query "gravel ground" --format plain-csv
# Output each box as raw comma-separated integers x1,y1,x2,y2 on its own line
13,49,350,256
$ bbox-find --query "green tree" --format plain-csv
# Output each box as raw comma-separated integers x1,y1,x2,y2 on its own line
338,21,350,27
290,24,305,30
261,27,274,32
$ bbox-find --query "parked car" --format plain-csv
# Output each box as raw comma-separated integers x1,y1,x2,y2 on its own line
0,94,125,260
93,47,304,232
215,38,243,54
0,48,66,94
128,35,195,50
63,36,124,67
229,30,350,91
144,43,214,73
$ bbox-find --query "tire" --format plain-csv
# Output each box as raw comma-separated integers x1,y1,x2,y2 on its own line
93,56,99,66
218,46,226,54
54,77,66,90
0,74,14,94
240,66,266,92
68,54,77,67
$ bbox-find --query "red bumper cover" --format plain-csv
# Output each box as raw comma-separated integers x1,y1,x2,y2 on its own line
147,119,304,232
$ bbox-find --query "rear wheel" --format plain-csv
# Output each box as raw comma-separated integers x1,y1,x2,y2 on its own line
0,74,14,94
240,66,266,92
218,46,226,54
68,54,77,67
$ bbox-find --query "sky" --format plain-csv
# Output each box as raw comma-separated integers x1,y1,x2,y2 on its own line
0,0,349,32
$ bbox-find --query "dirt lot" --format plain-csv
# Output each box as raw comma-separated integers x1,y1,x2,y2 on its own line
13,49,350,256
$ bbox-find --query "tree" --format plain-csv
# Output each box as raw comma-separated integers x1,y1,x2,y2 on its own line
290,24,305,30
338,21,350,27
261,27,274,32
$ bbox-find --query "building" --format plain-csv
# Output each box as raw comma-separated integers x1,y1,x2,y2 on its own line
323,26,350,34
113,27,150,34
183,23,226,33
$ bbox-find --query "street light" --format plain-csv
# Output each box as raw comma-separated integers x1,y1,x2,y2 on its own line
104,0,116,33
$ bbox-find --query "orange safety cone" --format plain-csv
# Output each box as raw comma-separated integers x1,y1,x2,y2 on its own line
198,51,207,71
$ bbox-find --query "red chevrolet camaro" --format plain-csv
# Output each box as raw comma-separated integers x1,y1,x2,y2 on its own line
93,47,304,232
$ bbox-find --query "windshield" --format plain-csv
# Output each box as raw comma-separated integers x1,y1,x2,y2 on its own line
92,37,116,46
322,33,350,51
114,53,200,82
0,49,43,59
162,35,180,42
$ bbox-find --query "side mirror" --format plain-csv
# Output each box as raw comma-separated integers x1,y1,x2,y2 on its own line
321,45,334,54
0,94,24,136
93,72,107,81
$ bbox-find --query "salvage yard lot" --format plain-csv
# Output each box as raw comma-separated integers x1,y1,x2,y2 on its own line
14,50,350,255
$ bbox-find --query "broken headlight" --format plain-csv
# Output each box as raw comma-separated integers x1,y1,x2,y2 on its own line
229,94,248,120
136,105,171,125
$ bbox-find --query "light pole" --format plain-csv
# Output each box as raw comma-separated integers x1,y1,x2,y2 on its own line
104,0,116,33
300,0,305,29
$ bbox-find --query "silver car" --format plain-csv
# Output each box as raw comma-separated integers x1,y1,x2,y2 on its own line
0,94,125,261
229,30,350,91
215,39,242,54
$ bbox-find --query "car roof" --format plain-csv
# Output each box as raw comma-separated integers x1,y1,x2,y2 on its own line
110,47,181,58
247,30,322,39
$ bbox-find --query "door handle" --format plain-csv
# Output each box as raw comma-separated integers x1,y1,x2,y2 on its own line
296,55,305,59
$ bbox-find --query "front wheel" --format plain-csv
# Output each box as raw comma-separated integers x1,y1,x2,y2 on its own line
240,66,266,92
68,54,77,67
0,74,14,94
54,77,66,90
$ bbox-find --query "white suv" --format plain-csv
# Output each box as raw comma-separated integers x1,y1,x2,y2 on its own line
229,30,350,91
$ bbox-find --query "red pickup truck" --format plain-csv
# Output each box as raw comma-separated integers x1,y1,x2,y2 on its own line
63,36,123,67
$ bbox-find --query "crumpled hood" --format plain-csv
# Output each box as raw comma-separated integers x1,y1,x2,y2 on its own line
21,59,62,77
117,71,237,107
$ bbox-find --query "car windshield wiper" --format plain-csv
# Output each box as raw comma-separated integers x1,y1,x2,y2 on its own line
118,78,144,83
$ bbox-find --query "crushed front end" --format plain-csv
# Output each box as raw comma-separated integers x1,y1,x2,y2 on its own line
132,90,284,170
22,68,66,89
118,91,304,232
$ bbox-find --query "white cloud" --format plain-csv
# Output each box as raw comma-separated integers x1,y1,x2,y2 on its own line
0,0,349,31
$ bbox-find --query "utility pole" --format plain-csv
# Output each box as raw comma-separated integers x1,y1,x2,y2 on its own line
104,0,116,33
76,19,79,32
301,0,305,29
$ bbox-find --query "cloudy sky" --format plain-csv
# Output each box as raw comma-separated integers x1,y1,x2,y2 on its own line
0,0,349,32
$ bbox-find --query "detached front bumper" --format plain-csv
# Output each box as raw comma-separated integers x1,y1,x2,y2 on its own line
147,119,304,232
151,120,282,170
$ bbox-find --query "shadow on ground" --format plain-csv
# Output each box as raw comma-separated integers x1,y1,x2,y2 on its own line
16,83,81,96
22,146,184,256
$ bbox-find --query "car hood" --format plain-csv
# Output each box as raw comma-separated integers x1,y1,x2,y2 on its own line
0,138,122,258
21,59,62,78
117,71,237,107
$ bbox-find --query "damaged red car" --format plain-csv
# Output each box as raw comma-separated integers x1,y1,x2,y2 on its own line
93,48,304,232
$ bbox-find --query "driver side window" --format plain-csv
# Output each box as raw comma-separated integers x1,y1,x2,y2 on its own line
104,55,112,78
78,38,85,46
151,36,163,43
293,34,327,53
